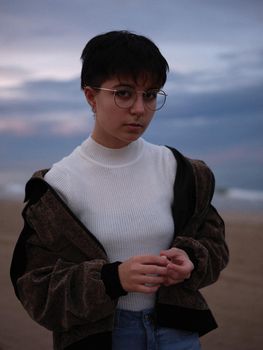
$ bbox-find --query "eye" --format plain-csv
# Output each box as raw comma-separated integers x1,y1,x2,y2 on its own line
143,90,158,101
115,88,133,99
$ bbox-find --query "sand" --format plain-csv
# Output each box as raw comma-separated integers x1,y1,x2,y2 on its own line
0,200,262,350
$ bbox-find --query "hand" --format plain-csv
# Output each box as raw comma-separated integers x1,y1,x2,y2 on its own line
118,255,168,294
160,248,194,286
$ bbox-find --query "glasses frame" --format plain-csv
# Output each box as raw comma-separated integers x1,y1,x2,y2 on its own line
89,86,167,111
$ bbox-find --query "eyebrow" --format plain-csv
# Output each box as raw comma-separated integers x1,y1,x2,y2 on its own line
112,83,158,90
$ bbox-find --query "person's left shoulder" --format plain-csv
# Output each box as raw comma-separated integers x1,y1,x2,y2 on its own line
142,140,177,182
143,140,176,163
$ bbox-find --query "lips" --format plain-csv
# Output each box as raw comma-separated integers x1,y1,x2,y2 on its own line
124,123,144,133
125,122,143,128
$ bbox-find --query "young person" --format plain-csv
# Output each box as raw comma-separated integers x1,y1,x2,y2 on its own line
10,30,229,350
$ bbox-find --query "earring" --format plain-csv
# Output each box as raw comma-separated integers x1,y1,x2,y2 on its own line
91,104,96,119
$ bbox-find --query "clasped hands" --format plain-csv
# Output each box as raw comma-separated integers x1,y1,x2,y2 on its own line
118,248,194,294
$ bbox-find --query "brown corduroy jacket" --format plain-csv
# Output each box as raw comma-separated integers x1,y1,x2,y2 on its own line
10,147,229,349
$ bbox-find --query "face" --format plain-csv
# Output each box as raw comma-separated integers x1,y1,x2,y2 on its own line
84,76,157,148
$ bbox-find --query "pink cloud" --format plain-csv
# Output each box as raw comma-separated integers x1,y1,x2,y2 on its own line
0,115,91,137
50,118,92,136
0,118,36,135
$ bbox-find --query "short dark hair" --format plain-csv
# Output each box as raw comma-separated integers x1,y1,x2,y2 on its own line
80,30,169,89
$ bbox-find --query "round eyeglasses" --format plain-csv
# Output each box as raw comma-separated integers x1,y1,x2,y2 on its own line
91,86,167,111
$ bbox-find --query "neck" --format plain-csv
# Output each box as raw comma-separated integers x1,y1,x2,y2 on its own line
91,134,131,149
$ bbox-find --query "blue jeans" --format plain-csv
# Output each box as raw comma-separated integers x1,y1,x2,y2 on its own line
112,309,201,350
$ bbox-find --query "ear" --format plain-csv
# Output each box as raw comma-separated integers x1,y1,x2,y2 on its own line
84,87,97,112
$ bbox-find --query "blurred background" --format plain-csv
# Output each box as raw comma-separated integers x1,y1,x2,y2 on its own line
0,0,263,212
1,3,263,350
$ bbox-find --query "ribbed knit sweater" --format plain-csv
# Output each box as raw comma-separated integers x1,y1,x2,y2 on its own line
44,137,177,311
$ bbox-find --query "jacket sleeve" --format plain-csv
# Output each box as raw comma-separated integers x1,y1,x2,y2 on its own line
9,176,122,333
12,218,117,332
175,156,229,290
173,204,229,291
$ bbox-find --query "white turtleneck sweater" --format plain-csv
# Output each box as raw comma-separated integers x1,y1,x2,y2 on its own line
44,137,177,311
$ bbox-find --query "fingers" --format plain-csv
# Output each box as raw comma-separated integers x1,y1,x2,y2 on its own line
136,255,169,266
160,247,188,261
136,264,168,276
166,263,192,280
160,248,194,286
118,255,169,293
118,251,194,293
139,273,166,285
162,264,190,287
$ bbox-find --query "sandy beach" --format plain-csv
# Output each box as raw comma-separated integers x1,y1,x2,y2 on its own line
1,200,262,350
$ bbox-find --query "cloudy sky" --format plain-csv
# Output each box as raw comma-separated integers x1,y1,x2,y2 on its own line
0,0,263,195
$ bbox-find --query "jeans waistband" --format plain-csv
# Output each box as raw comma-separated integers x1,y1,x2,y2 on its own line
114,308,157,328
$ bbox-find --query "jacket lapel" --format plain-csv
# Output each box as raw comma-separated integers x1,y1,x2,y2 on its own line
165,146,196,235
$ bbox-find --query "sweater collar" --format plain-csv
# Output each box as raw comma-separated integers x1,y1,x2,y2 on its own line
79,136,144,167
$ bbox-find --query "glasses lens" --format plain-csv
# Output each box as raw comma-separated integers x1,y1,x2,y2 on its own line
144,90,166,111
114,88,135,109
114,88,167,111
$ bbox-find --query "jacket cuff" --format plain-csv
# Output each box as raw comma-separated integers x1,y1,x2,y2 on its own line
101,262,127,299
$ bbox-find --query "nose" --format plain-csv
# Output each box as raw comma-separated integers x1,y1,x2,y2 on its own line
130,93,145,115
